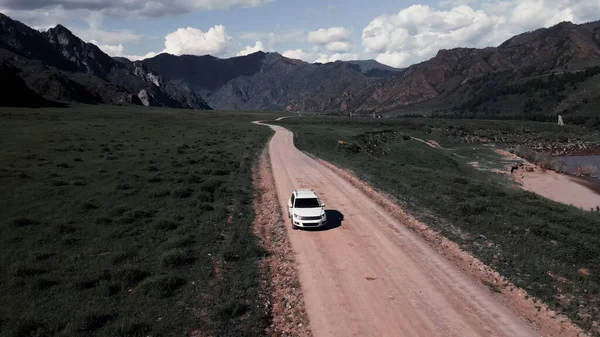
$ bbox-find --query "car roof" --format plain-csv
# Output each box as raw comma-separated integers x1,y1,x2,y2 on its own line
294,189,318,199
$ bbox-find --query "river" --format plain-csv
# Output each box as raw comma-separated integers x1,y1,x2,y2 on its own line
555,155,600,180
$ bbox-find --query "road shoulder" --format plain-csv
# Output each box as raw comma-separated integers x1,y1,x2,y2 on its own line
253,147,312,337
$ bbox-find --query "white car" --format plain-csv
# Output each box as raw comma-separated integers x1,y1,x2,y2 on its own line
287,189,327,229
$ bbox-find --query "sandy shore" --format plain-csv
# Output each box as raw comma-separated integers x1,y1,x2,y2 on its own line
514,170,600,210
495,149,600,210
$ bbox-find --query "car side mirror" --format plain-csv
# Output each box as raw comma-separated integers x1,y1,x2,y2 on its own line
321,204,326,208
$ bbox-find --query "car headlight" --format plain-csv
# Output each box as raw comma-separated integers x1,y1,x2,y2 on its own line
293,214,298,219
321,213,326,218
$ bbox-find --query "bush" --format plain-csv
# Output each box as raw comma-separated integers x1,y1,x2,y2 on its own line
150,189,170,198
135,274,185,298
51,180,68,186
120,209,154,224
81,201,98,211
11,217,39,228
576,165,597,177
153,219,179,232
147,175,162,183
160,249,195,268
172,187,193,199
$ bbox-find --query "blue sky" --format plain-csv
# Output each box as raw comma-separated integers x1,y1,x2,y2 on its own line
1,0,598,67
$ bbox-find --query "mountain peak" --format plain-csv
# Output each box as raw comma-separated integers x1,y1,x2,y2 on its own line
550,21,577,30
47,24,77,39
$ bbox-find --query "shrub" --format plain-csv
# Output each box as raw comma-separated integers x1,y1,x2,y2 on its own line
116,183,132,190
116,268,150,287
150,189,171,198
160,249,195,268
173,187,193,199
576,165,597,177
77,313,114,332
111,206,131,216
81,201,98,211
135,274,185,298
120,209,154,224
147,175,162,183
51,180,68,186
12,217,39,228
186,174,203,184
153,220,179,232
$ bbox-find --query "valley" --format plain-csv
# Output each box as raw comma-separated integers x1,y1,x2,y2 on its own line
2,8,600,337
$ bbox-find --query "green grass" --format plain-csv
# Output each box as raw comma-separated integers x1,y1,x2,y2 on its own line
0,106,285,337
277,116,600,334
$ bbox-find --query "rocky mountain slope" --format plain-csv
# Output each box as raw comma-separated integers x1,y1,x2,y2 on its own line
315,21,600,120
143,52,403,111
0,13,210,109
142,20,600,119
0,60,65,107
3,11,599,123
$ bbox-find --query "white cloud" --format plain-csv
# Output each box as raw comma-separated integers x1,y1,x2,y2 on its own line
282,49,317,62
73,12,141,45
239,29,305,51
90,40,124,56
326,41,353,53
282,49,359,63
439,0,473,7
0,5,72,30
126,52,158,61
374,51,410,68
361,1,600,68
1,0,274,19
315,53,360,63
237,41,264,56
163,26,232,56
75,28,141,45
307,27,351,45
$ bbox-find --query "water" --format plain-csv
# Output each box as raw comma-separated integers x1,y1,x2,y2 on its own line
554,155,600,180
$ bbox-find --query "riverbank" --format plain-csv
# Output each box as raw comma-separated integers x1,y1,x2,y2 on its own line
495,150,600,210
514,169,600,211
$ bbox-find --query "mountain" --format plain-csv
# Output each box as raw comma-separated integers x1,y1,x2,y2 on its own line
141,20,600,120
0,13,210,109
113,57,132,65
143,52,401,111
3,11,599,124
339,60,404,78
0,60,66,107
316,20,600,121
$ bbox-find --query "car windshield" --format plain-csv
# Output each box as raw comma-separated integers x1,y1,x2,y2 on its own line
295,198,320,208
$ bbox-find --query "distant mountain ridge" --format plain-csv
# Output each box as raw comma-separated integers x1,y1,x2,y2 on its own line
142,52,403,111
2,11,600,124
0,13,210,109
304,20,600,119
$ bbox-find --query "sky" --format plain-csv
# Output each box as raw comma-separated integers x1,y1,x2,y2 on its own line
1,0,599,68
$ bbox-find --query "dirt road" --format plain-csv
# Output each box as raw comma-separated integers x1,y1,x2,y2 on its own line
257,122,542,337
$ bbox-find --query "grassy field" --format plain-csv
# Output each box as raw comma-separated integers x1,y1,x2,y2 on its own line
276,116,600,334
0,106,283,337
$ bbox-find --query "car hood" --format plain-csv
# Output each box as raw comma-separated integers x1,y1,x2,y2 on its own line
294,207,324,217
